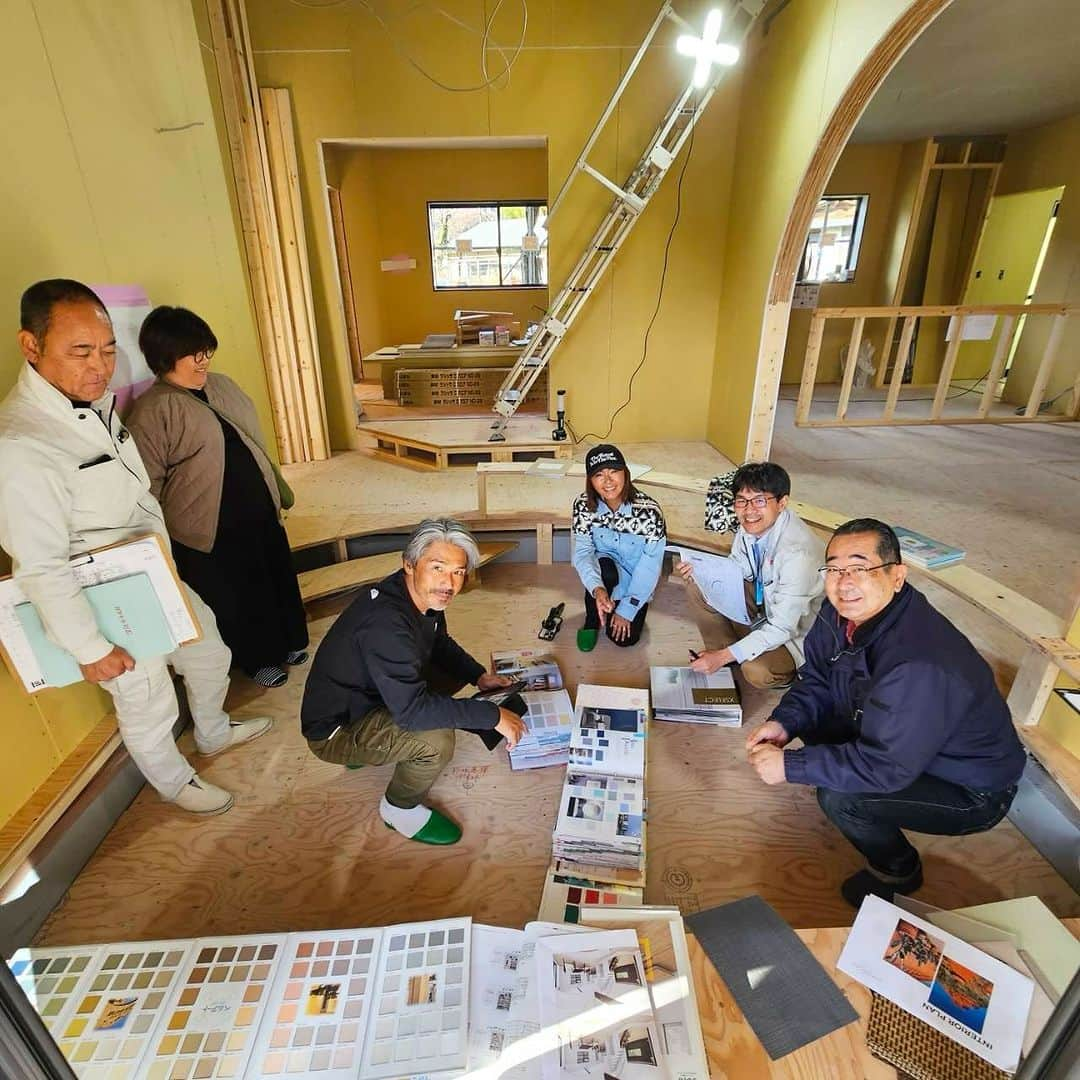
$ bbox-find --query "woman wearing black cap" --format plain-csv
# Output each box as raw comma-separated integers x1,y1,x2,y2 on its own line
570,444,667,650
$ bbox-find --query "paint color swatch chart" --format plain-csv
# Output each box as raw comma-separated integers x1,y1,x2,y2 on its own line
249,928,383,1078
360,918,471,1078
145,935,285,1080
9,945,106,1037
537,871,645,926
56,940,196,1079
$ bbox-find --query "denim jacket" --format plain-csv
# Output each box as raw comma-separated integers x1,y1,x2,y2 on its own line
571,492,667,620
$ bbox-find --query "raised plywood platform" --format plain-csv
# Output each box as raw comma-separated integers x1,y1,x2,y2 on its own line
357,417,573,470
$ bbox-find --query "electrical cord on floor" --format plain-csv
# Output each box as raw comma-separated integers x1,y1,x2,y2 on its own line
847,369,993,406
575,126,696,444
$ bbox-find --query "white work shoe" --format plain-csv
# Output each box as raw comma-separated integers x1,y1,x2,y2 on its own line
199,716,273,758
173,776,234,815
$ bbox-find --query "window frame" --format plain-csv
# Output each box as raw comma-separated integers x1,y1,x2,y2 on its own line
797,193,869,285
427,199,548,292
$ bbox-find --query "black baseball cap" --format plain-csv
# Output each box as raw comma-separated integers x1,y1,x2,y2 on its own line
585,444,627,477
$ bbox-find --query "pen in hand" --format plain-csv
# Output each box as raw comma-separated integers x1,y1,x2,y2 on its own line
688,649,701,661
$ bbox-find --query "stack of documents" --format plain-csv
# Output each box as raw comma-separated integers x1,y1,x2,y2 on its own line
492,648,564,691
508,689,575,771
552,685,648,874
650,665,742,726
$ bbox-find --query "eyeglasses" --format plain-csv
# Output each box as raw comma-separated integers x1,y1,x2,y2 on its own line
819,562,898,580
733,495,775,510
192,350,215,368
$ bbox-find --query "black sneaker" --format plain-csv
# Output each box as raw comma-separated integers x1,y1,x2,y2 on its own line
841,865,923,908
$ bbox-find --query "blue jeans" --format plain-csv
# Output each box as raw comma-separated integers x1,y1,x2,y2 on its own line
816,775,1018,879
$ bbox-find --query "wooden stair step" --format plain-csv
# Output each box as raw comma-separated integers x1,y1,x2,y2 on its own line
299,541,519,602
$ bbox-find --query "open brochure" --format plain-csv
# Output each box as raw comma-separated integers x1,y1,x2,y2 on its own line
568,699,647,778
838,894,1034,1073
533,929,665,1080
579,906,710,1080
668,547,748,624
509,689,575,772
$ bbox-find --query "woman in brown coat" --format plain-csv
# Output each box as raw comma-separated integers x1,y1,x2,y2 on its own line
126,306,308,688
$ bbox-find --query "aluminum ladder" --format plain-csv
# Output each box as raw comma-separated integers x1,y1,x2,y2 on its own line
489,0,762,441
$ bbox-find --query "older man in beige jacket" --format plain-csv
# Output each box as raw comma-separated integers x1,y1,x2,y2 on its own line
0,280,270,815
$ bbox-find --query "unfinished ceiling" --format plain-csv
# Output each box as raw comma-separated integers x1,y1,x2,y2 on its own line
853,0,1080,143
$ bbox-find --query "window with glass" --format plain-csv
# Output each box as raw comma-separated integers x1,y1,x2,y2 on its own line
428,201,548,290
798,195,868,284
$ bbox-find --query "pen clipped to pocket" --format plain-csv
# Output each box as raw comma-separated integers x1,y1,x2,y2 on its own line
78,453,114,470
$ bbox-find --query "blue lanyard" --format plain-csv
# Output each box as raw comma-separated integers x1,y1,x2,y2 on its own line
748,537,765,606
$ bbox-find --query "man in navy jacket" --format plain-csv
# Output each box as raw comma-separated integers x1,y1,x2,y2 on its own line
746,518,1025,907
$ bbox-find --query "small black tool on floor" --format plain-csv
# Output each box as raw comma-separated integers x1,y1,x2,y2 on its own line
538,602,565,641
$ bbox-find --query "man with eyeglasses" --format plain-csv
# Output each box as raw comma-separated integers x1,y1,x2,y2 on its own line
745,518,1025,908
679,462,823,689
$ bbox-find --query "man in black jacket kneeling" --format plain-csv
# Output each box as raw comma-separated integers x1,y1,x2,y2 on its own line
301,518,527,845
745,518,1025,908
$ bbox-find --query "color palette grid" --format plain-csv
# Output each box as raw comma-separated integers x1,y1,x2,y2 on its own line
538,873,644,925
8,945,104,1036
142,934,284,1080
248,927,383,1078
359,917,471,1079
54,939,196,1079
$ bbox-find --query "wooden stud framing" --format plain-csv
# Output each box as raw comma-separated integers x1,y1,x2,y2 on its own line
976,314,1015,418
882,315,917,420
795,314,825,424
1023,314,1068,418
834,316,866,420
930,321,965,419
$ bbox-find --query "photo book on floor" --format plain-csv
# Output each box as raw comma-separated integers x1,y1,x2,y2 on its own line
492,648,565,690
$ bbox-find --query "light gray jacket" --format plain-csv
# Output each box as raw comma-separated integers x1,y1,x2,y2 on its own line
0,364,169,665
727,508,824,666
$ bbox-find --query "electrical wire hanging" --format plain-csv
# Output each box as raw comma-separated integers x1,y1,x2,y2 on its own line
574,124,697,445
287,0,528,92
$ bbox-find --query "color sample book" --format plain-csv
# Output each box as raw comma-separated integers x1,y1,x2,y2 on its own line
143,934,285,1080
55,939,196,1079
537,870,644,926
8,945,105,1038
359,917,471,1079
248,928,383,1078
509,690,574,771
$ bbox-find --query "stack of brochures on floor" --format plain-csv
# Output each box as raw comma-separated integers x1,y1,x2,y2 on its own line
892,525,966,570
509,689,575,771
493,649,574,771
552,685,648,874
650,665,743,725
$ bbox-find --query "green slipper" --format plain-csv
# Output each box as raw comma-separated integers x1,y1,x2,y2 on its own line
345,763,364,770
385,808,462,845
577,627,599,652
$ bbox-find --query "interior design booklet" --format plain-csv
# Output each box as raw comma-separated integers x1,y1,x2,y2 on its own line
649,666,742,726
838,894,1034,1072
568,684,649,778
533,928,667,1080
467,922,592,1080
579,906,710,1080
492,648,564,690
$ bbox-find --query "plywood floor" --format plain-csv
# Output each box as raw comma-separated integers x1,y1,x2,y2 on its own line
36,563,1079,950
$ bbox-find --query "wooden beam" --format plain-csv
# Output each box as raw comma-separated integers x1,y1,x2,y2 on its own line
835,316,866,420
977,314,1015,418
328,186,364,382
882,316,917,421
204,0,295,462
1023,313,1068,418
262,87,330,460
874,314,897,392
795,315,825,424
815,303,1076,318
799,413,1076,429
930,324,964,419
